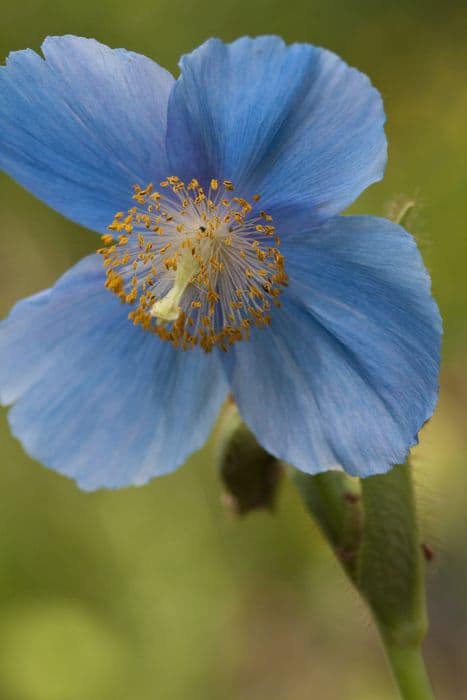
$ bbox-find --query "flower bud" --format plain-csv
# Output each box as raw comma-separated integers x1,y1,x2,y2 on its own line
216,404,283,515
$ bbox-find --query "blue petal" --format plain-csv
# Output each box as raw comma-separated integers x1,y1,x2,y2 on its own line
223,216,441,477
0,36,174,233
166,36,386,231
0,256,228,490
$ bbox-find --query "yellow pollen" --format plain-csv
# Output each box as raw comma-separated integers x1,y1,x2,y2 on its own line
99,177,288,352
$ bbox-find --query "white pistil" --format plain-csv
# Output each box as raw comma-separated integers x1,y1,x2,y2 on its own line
150,251,199,323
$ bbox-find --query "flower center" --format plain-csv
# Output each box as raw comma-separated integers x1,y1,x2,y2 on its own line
99,177,288,352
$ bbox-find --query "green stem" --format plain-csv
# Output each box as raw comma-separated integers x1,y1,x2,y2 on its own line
293,463,437,699
383,642,435,700
358,464,436,699
292,470,362,581
358,463,427,641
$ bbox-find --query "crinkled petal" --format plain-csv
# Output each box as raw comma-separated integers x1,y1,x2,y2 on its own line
0,35,174,232
223,216,441,477
166,36,386,232
0,255,228,490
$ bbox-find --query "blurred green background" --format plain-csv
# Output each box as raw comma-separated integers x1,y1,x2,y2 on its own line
1,1,466,698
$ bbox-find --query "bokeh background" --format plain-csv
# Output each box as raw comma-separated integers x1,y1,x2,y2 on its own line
1,1,466,698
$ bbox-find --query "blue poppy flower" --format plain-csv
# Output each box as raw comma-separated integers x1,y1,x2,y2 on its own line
0,35,441,490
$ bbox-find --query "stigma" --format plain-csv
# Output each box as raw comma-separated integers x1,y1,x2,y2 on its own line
98,177,288,352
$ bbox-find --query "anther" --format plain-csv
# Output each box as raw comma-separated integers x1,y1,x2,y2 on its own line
99,177,287,352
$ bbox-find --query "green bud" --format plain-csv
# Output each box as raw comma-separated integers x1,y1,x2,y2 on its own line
216,404,283,515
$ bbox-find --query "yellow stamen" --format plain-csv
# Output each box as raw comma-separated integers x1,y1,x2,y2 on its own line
98,176,288,352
